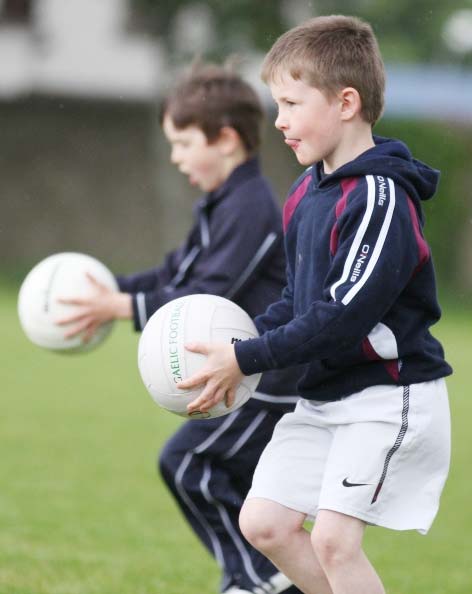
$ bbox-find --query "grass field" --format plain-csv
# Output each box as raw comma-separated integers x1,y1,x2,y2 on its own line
1,283,471,594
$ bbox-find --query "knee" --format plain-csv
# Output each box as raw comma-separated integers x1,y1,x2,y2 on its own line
239,500,299,555
239,504,278,553
311,512,365,571
311,528,356,570
158,438,185,486
157,447,172,485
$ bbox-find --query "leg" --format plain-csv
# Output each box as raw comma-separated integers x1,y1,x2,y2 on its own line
159,404,300,593
159,417,229,564
311,510,385,594
240,498,333,594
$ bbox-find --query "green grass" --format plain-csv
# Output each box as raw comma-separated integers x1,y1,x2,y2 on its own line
1,283,471,594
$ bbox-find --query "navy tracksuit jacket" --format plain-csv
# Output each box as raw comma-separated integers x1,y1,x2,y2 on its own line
236,138,452,398
117,158,302,594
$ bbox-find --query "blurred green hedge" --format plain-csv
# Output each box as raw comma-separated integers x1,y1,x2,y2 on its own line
375,118,472,294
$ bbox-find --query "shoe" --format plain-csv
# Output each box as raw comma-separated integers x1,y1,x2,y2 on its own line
253,572,294,594
223,572,293,594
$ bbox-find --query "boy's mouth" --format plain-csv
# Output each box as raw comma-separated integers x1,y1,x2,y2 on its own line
180,168,198,186
285,138,300,151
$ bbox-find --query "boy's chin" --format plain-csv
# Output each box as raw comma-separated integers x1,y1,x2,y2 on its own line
188,178,207,192
197,182,216,192
197,179,221,192
296,155,316,167
293,148,316,167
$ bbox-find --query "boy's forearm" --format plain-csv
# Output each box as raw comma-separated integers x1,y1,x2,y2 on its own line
113,292,133,320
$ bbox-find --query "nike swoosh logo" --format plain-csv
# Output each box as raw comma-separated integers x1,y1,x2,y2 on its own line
342,478,371,487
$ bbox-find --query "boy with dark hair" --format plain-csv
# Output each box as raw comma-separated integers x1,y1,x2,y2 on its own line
58,63,301,594
179,17,452,594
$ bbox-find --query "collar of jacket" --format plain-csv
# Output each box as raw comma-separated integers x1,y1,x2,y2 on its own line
197,156,261,211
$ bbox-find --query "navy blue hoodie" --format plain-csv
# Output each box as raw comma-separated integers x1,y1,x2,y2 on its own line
117,157,301,407
235,137,452,401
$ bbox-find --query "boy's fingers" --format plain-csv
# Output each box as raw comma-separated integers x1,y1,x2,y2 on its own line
187,384,225,413
187,395,215,414
177,372,208,390
82,324,98,343
55,311,88,326
56,316,96,338
85,272,100,287
57,297,85,306
225,388,236,408
85,272,106,289
184,342,210,355
63,319,91,338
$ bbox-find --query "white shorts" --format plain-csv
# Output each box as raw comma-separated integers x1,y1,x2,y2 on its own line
247,379,450,534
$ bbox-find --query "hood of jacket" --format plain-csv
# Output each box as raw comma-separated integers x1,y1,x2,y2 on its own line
314,136,439,214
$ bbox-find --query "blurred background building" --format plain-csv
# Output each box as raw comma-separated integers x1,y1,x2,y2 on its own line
1,0,471,296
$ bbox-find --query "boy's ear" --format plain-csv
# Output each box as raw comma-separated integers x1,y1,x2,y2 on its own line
216,126,242,155
339,87,362,121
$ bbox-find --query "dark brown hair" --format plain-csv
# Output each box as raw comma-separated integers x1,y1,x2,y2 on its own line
262,15,385,125
161,63,263,154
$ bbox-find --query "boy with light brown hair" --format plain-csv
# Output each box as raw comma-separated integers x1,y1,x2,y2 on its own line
179,16,452,594
58,62,302,594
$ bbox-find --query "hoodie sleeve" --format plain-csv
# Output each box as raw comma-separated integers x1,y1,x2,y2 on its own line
116,235,195,331
235,174,429,374
119,181,282,331
116,243,187,294
253,265,294,335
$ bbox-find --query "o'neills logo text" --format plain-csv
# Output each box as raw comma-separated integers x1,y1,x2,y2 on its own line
350,244,370,282
377,175,387,206
168,301,185,383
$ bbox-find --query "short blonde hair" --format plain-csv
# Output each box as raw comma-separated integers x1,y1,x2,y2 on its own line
262,15,385,125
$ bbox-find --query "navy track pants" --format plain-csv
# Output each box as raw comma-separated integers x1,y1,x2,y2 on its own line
158,400,302,594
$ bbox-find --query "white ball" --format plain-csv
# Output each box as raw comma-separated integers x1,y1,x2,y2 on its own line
138,294,262,419
18,252,118,353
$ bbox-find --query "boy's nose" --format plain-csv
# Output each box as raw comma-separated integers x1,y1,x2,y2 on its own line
274,113,287,131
